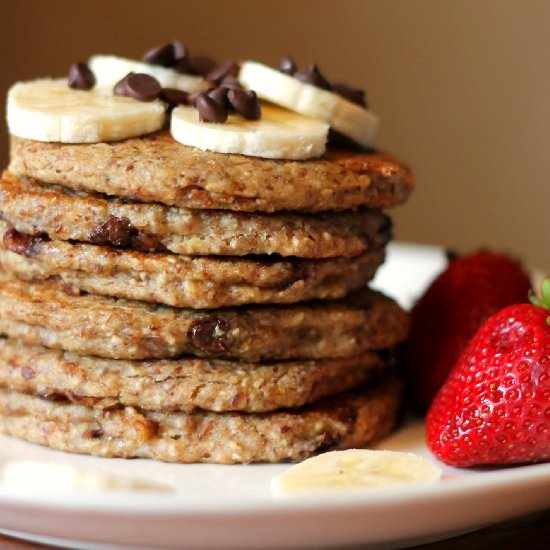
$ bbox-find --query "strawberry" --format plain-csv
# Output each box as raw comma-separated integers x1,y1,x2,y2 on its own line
403,250,531,411
426,279,550,467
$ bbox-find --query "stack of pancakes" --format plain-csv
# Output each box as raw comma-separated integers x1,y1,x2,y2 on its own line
0,131,413,463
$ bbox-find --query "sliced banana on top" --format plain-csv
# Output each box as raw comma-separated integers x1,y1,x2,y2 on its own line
89,55,207,93
170,104,329,159
239,61,379,148
272,449,442,496
7,79,166,143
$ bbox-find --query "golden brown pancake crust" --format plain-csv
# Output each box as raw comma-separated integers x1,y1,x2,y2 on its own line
0,274,408,360
0,378,402,463
9,132,414,213
0,171,392,258
0,221,385,308
0,338,389,413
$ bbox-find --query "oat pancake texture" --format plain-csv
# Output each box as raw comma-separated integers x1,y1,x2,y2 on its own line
0,338,389,413
9,132,414,213
0,378,402,463
0,275,408,360
0,172,391,258
0,223,384,308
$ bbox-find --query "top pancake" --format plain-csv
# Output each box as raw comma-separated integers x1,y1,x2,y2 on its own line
9,131,414,213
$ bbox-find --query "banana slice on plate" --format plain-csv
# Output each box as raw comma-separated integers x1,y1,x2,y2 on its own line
7,79,166,143
239,61,379,148
272,449,442,496
89,55,206,93
170,104,329,159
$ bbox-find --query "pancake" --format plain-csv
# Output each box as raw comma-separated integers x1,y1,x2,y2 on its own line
0,172,391,258
9,131,414,213
0,338,389,413
0,222,384,308
0,275,408,360
0,378,402,463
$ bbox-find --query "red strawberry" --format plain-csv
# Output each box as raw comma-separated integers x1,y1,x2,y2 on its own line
426,279,550,467
403,251,531,411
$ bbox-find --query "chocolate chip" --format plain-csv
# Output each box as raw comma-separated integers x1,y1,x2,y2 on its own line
227,89,261,120
172,40,188,60
188,55,217,77
333,83,367,107
114,73,161,101
91,216,163,252
189,319,230,354
173,41,192,74
196,94,228,123
206,60,239,85
40,392,67,403
113,74,131,96
143,42,178,67
279,56,297,75
3,228,43,257
143,40,192,73
219,75,242,90
207,87,229,109
294,64,332,90
161,87,189,107
68,62,95,90
88,428,104,439
174,56,192,74
124,73,162,101
187,90,206,107
130,232,165,252
89,216,136,248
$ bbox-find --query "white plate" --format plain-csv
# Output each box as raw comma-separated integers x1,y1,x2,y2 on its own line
0,242,548,550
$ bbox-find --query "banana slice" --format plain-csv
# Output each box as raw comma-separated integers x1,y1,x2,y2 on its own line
272,449,442,496
170,104,328,159
7,79,166,143
239,61,379,147
89,55,206,93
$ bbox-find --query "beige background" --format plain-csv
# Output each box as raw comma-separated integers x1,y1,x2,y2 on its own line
1,0,548,269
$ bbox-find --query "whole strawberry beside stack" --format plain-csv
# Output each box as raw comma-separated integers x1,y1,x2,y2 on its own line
427,278,550,467
403,251,532,411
